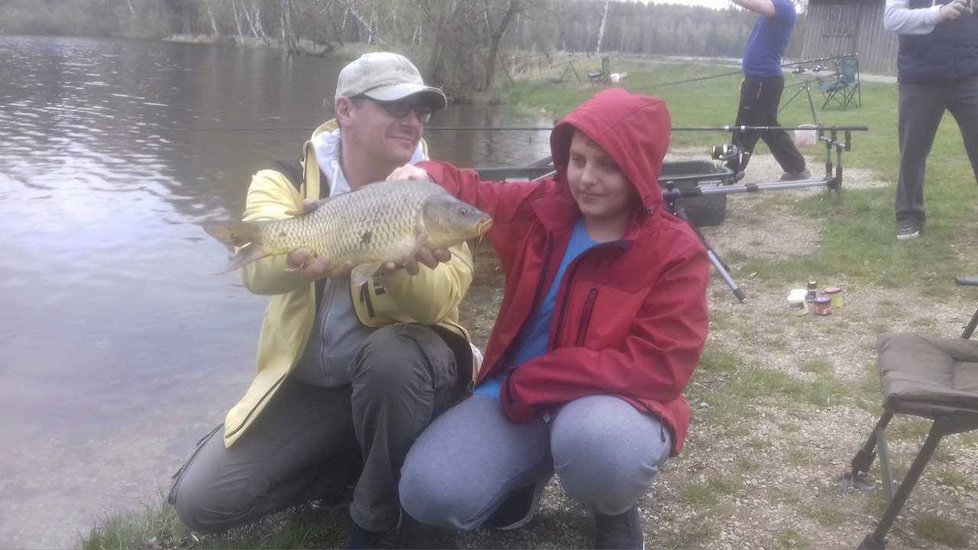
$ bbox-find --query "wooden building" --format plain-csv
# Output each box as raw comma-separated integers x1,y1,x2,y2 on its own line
798,0,899,76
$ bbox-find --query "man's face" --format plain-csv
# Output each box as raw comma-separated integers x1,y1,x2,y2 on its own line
566,130,636,223
338,95,432,167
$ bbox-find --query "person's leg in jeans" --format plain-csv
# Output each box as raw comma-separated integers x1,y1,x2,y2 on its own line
946,77,978,185
896,80,947,231
731,77,763,173
347,324,464,534
399,394,553,530
754,76,807,175
168,378,359,534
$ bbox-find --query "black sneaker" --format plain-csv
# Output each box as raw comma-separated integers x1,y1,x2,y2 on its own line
595,506,644,550
486,477,549,531
779,169,812,181
896,221,921,240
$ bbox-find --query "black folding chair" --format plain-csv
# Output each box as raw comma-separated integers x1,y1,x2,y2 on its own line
819,56,861,110
849,276,978,549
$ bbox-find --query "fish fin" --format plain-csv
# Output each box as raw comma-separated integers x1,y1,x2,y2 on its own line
203,220,264,252
351,262,383,287
218,243,268,273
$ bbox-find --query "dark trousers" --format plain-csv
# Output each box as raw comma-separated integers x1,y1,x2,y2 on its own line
167,324,463,534
896,77,978,226
732,75,807,174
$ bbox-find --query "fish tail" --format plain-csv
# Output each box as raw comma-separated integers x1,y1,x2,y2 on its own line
203,221,268,272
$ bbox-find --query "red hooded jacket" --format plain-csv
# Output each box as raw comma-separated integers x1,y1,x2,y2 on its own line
420,89,709,454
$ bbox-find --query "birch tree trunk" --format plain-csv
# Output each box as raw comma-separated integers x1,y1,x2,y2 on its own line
202,0,219,35
231,0,244,37
595,0,610,54
280,0,299,55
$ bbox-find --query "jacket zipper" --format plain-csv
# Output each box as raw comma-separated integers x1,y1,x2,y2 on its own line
575,288,598,346
552,241,621,349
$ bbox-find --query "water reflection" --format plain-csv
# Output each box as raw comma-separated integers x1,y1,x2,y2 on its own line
0,35,551,548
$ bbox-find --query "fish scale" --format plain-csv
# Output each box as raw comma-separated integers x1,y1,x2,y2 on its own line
204,179,492,275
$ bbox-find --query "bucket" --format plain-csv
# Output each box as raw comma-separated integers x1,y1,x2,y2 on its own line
794,124,817,147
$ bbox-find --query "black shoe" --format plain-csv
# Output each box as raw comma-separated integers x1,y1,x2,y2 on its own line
486,477,549,531
896,221,921,241
779,169,811,181
344,523,398,550
595,507,644,550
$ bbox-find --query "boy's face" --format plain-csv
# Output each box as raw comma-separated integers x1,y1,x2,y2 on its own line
566,131,636,223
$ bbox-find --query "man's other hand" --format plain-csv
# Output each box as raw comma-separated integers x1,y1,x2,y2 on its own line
387,164,430,182
939,0,968,21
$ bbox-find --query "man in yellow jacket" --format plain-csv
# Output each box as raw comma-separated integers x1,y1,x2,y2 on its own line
168,52,476,549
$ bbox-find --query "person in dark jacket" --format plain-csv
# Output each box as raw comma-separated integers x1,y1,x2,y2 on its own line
729,0,811,181
885,0,978,240
389,89,710,550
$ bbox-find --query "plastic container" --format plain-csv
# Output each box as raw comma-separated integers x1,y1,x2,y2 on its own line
787,288,809,316
824,287,843,309
794,124,818,147
813,296,832,316
658,160,737,227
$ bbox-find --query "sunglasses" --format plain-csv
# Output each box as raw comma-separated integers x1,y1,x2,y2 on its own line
354,96,434,123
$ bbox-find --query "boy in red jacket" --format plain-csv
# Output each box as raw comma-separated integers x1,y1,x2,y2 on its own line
391,89,710,549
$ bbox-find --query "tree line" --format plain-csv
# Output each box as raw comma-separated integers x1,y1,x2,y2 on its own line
1,0,783,97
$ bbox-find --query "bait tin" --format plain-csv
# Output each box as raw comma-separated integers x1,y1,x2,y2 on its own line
813,296,832,316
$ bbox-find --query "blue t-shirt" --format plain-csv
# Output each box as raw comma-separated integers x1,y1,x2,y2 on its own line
742,0,797,78
475,218,599,400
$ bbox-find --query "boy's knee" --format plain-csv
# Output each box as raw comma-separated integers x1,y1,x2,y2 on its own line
399,459,486,530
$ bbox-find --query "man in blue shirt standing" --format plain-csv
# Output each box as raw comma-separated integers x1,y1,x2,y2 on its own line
729,0,810,181
885,0,978,240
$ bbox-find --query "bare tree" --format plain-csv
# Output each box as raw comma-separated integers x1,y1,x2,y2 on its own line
280,0,299,54
595,0,609,54
484,0,522,89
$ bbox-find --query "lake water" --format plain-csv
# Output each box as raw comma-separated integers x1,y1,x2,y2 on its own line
0,35,551,549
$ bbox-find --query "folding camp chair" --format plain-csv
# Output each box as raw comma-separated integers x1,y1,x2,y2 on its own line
819,56,861,110
848,276,978,549
586,56,611,84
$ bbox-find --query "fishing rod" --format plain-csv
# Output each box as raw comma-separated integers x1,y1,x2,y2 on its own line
646,53,857,89
673,125,868,132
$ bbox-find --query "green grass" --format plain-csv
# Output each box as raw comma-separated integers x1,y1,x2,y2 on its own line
912,514,971,549
503,60,978,288
678,477,743,509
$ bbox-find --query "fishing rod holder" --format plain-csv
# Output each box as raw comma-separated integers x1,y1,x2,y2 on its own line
660,124,868,302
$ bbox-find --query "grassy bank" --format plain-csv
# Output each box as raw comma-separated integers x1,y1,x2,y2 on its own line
82,59,978,550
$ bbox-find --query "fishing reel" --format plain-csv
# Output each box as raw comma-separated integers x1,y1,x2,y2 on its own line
711,143,749,178
711,144,740,162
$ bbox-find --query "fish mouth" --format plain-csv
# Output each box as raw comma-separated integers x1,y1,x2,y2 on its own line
475,218,493,235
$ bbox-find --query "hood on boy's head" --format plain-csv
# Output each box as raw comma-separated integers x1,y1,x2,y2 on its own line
550,88,671,212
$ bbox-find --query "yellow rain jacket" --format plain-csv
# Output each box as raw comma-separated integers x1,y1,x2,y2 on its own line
223,121,475,447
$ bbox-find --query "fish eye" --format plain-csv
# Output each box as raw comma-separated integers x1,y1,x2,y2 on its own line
459,207,469,215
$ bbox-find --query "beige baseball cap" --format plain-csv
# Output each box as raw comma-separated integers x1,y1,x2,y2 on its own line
335,52,447,110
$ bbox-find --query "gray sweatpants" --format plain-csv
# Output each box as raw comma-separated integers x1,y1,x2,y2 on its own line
168,324,462,534
896,76,978,226
399,394,672,530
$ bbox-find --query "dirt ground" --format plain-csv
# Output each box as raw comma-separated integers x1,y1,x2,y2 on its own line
435,153,978,550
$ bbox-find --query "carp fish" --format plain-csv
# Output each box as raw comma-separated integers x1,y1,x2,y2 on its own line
204,179,492,282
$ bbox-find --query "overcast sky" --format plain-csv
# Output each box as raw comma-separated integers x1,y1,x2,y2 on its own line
654,0,731,8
